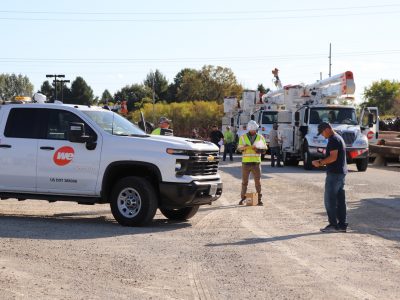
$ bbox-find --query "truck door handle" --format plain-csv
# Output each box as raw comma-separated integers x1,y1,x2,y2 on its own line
40,146,55,150
0,144,11,148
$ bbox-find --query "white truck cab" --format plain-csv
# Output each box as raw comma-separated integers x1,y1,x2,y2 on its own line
0,103,223,226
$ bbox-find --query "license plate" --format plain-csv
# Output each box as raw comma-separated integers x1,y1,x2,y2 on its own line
209,184,217,196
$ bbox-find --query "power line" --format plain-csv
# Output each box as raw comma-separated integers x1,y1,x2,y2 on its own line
0,50,399,64
0,4,399,15
0,10,399,22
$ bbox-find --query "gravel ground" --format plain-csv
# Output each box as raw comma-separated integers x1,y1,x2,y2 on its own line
0,158,399,299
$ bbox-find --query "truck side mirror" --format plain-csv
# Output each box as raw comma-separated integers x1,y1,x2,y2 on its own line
368,113,374,127
294,111,300,127
68,122,93,144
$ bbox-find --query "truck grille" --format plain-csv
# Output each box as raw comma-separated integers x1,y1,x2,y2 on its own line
184,151,220,176
337,131,356,146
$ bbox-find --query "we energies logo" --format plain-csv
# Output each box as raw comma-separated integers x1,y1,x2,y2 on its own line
53,146,75,166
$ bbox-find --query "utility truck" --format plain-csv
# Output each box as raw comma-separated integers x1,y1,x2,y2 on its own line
275,71,378,171
222,90,284,152
0,102,222,226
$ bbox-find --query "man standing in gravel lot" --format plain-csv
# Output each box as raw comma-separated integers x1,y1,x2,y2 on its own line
238,120,266,206
312,122,348,233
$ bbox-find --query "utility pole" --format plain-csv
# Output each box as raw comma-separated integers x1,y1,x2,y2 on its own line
46,74,65,102
152,71,156,123
328,43,332,77
58,79,70,102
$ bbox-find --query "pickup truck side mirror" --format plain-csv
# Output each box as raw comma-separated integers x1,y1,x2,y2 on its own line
368,113,374,128
68,122,96,150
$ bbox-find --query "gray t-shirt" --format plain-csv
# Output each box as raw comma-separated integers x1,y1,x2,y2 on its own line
269,129,279,148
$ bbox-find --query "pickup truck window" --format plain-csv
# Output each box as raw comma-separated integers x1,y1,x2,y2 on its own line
4,108,40,138
46,109,96,140
83,110,146,136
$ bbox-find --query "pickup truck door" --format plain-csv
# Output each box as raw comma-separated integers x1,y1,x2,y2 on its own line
0,107,39,192
360,107,379,145
36,109,101,195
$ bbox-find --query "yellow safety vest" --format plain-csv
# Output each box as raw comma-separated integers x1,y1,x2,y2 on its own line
151,128,161,135
239,134,265,163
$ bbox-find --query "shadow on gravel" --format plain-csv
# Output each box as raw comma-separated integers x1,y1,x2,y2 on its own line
205,232,323,247
0,214,191,240
345,196,400,242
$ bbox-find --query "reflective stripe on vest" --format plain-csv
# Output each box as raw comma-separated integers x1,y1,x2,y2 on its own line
239,134,262,163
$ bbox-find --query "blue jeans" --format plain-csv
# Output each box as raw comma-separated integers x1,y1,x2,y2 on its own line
223,143,233,161
324,173,347,227
270,146,281,166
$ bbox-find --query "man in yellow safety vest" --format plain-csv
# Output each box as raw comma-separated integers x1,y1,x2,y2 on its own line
151,116,173,136
238,120,267,206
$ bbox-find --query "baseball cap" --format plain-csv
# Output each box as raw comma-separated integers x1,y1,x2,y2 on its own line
159,116,171,124
317,122,331,135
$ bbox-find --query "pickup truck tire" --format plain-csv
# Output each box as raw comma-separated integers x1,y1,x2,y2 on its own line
356,157,368,172
159,205,200,221
110,176,158,226
303,147,313,170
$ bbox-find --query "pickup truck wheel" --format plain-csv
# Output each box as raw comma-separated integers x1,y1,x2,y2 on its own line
303,148,313,170
356,157,368,172
159,205,200,221
110,177,157,226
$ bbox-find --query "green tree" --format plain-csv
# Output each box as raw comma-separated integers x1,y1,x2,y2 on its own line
166,68,197,102
114,84,152,111
143,69,169,101
199,65,243,102
40,80,53,99
101,89,113,104
362,79,400,114
173,65,243,103
67,76,94,105
0,73,34,100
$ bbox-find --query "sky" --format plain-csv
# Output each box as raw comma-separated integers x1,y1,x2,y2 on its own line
1,0,399,102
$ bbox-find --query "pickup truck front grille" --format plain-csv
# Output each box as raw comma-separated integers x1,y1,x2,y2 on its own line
337,131,356,146
184,151,220,176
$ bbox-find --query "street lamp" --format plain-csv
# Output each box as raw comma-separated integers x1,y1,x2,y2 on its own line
58,79,70,102
46,74,65,101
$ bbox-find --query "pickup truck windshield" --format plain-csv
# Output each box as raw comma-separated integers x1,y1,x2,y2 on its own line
83,110,147,136
309,108,358,125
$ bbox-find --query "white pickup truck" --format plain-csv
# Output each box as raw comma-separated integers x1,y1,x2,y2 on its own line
0,103,223,226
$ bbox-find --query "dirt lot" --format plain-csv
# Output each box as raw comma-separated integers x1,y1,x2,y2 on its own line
0,160,399,299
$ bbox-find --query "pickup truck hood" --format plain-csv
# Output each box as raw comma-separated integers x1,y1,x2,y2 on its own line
117,135,219,152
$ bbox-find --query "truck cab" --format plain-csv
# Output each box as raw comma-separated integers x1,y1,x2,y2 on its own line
279,105,378,171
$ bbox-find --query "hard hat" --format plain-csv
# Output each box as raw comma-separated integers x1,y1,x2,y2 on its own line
247,120,259,131
159,116,171,124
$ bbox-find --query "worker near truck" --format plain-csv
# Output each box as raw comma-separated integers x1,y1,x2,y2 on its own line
222,126,234,162
238,120,267,206
209,125,224,152
151,116,173,136
269,123,282,167
312,122,348,233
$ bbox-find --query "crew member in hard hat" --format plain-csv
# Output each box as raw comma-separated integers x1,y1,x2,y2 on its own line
151,117,173,136
238,120,267,206
312,122,348,233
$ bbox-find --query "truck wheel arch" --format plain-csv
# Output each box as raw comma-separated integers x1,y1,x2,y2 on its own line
101,161,162,203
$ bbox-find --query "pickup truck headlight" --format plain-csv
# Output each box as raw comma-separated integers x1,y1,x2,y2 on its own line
166,148,190,155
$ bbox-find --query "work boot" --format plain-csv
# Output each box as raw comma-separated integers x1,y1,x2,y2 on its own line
238,198,246,205
257,200,264,206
